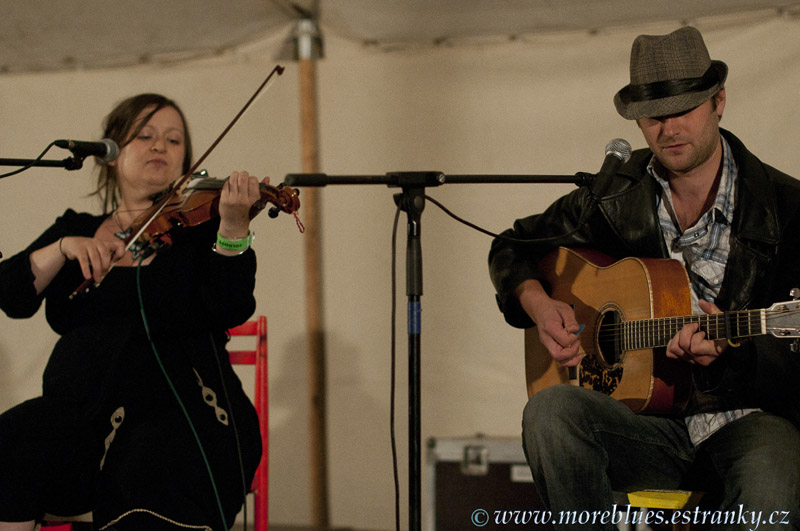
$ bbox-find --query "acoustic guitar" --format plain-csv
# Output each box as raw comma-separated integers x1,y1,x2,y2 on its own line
524,247,800,414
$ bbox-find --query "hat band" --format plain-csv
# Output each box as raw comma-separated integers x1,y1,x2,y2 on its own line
618,65,720,104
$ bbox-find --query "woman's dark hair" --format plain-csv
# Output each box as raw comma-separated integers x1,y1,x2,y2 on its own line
92,93,193,213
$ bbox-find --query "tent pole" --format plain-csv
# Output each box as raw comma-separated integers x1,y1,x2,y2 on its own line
297,19,330,530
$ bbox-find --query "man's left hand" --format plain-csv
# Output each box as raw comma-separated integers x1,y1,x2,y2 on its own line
665,299,727,366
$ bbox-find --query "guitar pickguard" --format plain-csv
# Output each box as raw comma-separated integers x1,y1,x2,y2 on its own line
579,357,623,396
580,305,625,395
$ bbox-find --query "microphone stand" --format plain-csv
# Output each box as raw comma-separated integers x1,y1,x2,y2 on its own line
0,155,88,176
0,155,90,257
284,170,596,531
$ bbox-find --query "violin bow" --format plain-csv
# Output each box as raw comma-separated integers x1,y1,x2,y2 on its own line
69,65,285,299
123,64,286,252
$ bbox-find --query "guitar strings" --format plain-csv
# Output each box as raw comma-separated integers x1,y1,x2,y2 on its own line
586,308,800,349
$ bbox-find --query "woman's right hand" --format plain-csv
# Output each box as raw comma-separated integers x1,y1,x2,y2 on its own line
59,236,127,282
30,236,124,295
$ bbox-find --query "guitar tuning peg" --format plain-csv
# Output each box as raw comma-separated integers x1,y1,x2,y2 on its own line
791,288,800,301
791,339,800,353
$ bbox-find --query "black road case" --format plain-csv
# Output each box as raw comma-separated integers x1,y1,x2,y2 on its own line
426,435,552,530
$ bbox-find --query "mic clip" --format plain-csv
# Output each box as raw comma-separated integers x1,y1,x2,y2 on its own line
574,171,597,188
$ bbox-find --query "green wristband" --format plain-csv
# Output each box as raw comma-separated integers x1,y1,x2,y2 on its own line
215,231,253,252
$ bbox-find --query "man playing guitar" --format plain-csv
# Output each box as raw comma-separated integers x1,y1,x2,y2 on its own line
489,26,800,530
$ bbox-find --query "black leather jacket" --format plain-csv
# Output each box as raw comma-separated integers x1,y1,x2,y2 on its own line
489,129,800,420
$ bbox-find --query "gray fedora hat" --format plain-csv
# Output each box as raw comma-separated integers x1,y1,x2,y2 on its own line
614,26,728,120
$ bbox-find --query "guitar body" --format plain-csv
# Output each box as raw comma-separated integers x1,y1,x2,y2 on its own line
524,247,694,414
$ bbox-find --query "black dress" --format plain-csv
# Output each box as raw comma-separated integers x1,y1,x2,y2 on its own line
0,209,262,530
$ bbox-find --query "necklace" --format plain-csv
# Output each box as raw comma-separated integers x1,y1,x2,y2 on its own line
111,208,133,241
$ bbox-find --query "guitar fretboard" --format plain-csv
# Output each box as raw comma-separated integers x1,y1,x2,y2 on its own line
619,310,765,351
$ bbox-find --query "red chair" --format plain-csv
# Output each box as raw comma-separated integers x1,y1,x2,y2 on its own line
42,315,269,531
228,315,269,531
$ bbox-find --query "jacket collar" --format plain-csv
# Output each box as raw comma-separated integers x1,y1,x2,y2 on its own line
721,129,780,248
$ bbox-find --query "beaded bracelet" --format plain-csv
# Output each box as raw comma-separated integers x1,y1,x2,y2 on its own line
214,231,253,253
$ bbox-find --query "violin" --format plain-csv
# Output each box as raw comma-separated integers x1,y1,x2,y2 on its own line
69,172,302,299
125,171,302,259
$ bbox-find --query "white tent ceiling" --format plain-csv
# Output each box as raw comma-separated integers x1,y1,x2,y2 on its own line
2,0,799,74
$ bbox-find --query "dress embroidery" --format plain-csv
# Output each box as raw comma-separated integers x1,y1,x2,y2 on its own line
99,508,213,530
100,406,125,470
193,368,229,426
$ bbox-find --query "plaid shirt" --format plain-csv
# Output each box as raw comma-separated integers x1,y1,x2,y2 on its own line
651,137,735,314
649,137,759,445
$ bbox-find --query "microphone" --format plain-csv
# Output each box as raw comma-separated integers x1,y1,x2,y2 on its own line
590,138,632,200
55,138,120,163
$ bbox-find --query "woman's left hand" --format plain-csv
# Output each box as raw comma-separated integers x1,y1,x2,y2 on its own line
217,171,269,240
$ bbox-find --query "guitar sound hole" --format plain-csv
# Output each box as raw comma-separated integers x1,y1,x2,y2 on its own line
596,309,622,367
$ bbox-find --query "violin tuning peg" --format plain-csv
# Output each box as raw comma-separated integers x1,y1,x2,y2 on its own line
268,207,280,218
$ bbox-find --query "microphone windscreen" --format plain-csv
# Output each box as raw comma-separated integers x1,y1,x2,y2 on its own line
605,138,632,163
101,138,120,163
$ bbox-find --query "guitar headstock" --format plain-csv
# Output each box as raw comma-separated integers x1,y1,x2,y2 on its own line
766,299,800,338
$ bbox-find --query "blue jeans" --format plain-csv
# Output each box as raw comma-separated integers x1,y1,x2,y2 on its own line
522,385,800,530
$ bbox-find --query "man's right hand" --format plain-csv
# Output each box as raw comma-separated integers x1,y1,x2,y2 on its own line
515,279,583,367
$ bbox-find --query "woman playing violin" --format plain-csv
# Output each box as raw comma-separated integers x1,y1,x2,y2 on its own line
0,94,264,530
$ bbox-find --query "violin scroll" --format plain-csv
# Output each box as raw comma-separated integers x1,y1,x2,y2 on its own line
249,181,300,219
